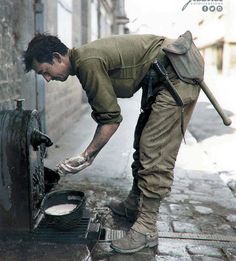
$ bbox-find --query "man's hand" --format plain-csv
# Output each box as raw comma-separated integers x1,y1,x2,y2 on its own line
56,123,119,176
57,154,91,175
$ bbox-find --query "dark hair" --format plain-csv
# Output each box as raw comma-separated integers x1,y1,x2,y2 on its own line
23,33,68,72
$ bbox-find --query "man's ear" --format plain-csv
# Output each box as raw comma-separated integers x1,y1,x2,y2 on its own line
52,52,62,63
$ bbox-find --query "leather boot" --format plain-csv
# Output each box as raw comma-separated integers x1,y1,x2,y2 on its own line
109,180,140,222
110,193,160,253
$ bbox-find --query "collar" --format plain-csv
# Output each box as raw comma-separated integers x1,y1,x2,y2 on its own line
68,48,78,76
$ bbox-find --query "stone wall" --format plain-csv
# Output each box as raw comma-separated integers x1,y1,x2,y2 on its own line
0,0,35,111
43,0,83,141
0,0,83,142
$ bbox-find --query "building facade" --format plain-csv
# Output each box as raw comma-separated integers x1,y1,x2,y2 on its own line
0,0,129,141
194,1,236,76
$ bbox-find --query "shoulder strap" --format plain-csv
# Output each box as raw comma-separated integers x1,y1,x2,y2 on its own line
152,61,184,107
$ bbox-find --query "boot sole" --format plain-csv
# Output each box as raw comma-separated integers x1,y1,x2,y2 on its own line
110,239,158,254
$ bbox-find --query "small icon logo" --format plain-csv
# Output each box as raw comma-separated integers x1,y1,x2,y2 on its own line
217,5,223,12
209,5,216,12
202,5,208,12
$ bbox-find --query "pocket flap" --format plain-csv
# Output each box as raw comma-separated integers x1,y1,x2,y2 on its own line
163,31,193,54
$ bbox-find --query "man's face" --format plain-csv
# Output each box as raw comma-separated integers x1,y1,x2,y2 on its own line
32,54,70,82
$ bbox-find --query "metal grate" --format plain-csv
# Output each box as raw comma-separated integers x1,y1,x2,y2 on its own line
0,209,99,245
159,237,236,248
31,218,90,243
99,229,236,247
102,228,125,241
158,232,236,242
31,209,92,243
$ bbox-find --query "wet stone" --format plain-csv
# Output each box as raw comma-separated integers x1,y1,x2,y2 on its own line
172,221,200,233
189,201,202,205
164,196,179,204
158,242,190,257
165,194,189,203
189,195,215,203
194,206,213,214
191,257,225,261
157,221,172,232
170,188,182,194
169,204,192,216
226,214,236,222
192,183,212,193
227,180,236,193
159,204,171,215
158,213,170,222
92,242,157,261
218,224,235,234
184,191,207,196
223,247,236,260
171,185,189,191
186,245,223,257
155,256,191,261
197,215,235,235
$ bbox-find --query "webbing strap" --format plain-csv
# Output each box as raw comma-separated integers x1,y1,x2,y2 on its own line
152,61,185,141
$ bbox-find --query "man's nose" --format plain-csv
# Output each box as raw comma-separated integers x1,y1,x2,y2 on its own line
43,75,52,82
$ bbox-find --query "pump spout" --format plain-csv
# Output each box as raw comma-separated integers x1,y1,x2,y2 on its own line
31,129,53,150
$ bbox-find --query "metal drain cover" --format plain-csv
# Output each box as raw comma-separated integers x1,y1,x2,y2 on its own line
103,228,125,241
159,232,236,242
101,229,236,248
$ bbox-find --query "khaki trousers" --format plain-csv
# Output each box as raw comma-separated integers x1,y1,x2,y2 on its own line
131,74,200,200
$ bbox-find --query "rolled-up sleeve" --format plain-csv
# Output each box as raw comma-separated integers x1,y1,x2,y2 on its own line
78,58,123,125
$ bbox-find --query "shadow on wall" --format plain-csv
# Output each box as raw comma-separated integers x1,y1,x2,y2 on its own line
188,101,234,142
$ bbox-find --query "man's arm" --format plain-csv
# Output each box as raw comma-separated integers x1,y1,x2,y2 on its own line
57,123,120,174
82,122,120,163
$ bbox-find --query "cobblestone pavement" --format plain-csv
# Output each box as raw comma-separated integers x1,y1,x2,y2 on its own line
44,91,236,260
59,161,236,260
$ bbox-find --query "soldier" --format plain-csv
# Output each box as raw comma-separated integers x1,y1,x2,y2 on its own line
23,33,200,253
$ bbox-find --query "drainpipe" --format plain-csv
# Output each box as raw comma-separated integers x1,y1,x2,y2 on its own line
97,0,101,38
34,0,46,133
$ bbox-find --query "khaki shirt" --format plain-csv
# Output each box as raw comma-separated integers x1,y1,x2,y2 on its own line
69,34,165,124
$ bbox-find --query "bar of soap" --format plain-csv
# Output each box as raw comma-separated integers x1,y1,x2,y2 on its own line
45,204,77,215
